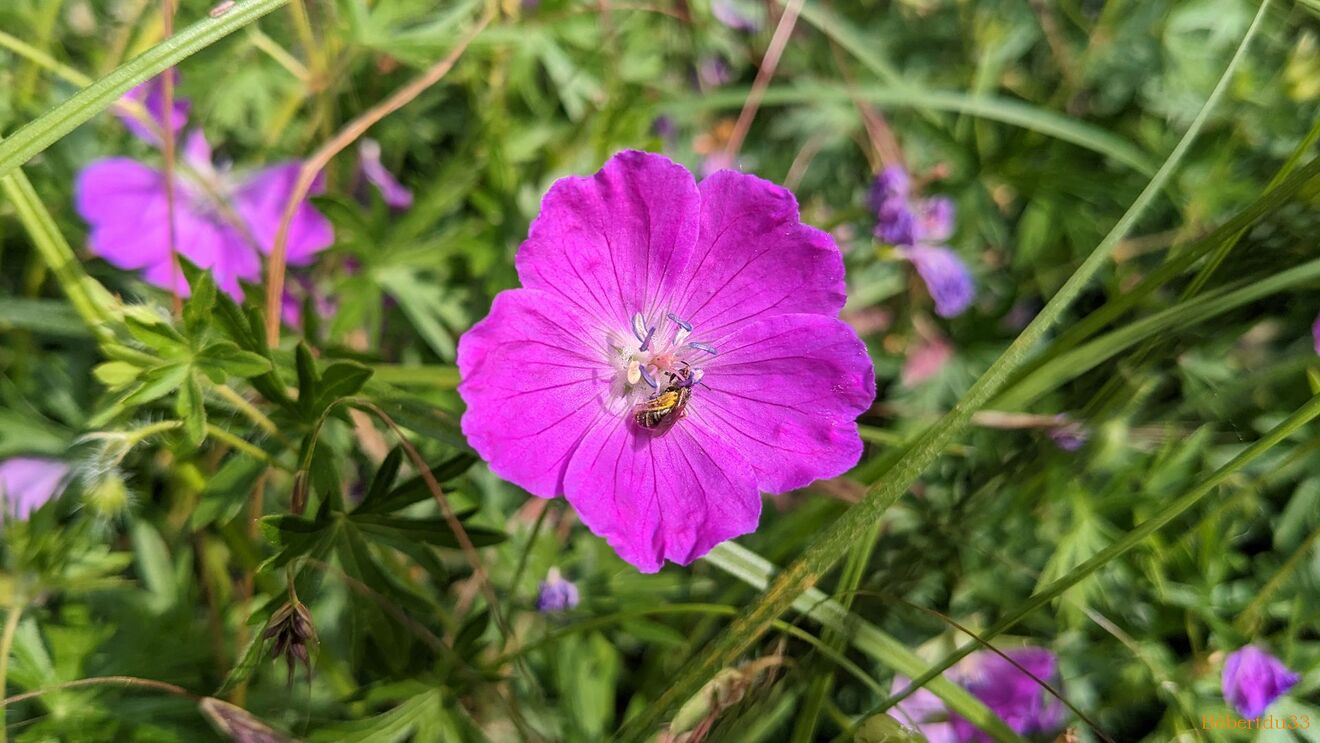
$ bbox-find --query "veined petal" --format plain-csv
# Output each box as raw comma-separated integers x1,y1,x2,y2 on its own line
515,150,700,330
673,170,845,345
233,163,334,265
563,412,759,572
697,314,874,492
458,289,614,498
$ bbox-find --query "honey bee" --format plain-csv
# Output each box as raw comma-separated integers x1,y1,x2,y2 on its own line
632,367,694,431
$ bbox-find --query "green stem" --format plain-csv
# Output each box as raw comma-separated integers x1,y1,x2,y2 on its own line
617,2,1272,737
0,605,23,743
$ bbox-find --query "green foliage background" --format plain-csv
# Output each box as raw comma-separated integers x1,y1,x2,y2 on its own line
1,0,1319,740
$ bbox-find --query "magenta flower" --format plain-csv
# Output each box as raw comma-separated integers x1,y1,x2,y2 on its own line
75,78,333,299
901,246,975,318
358,138,414,210
0,457,70,520
1312,311,1320,355
890,647,1065,742
1223,646,1300,718
458,151,874,572
536,568,580,613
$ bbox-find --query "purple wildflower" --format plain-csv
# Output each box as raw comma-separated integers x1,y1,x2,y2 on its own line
871,166,973,317
1049,417,1089,451
901,246,975,318
712,0,762,31
1223,646,1300,718
536,568,580,613
697,56,733,88
280,274,338,329
76,91,333,299
0,457,70,520
358,138,414,210
116,71,189,147
457,151,874,572
890,648,1065,743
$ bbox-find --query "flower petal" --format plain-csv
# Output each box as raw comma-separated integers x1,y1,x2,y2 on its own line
696,313,874,492
232,163,334,265
902,245,975,318
359,139,414,209
515,150,700,332
76,158,174,270
673,170,845,345
458,289,615,498
0,457,70,520
563,413,759,572
116,71,189,147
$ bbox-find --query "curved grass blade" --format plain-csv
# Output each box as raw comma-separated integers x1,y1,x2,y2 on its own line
0,0,289,180
667,85,1156,176
616,2,1273,738
996,255,1320,410
875,392,1320,723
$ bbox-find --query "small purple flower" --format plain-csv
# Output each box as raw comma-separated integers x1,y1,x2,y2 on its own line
1223,646,1300,718
697,56,733,88
458,151,874,572
280,274,338,329
0,458,70,520
868,165,911,213
536,568,580,613
77,90,333,299
1312,311,1320,355
358,138,413,210
901,246,975,318
1049,417,1089,451
890,647,1065,743
117,71,189,147
712,0,762,31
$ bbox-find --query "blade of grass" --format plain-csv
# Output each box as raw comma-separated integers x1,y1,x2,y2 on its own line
616,2,1271,737
996,254,1320,410
0,0,289,180
874,391,1320,725
0,165,118,341
666,84,1156,176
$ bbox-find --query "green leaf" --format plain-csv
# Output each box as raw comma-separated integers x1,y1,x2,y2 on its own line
295,342,321,418
357,446,405,513
92,360,143,390
197,341,273,379
0,0,291,180
313,361,374,413
123,363,189,406
176,373,208,447
354,453,477,515
124,314,187,350
183,268,217,338
351,513,505,549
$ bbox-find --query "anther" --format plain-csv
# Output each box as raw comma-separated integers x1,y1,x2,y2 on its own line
687,341,717,355
639,325,657,352
639,366,659,389
631,313,648,343
666,312,693,332
627,359,642,385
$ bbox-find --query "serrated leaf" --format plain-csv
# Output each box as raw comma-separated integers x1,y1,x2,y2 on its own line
356,446,405,513
351,513,505,548
124,314,187,350
355,453,477,515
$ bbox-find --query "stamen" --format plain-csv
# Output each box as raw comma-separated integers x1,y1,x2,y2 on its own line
666,312,693,332
687,341,718,355
686,368,705,387
626,359,642,385
639,325,657,352
639,366,659,389
631,313,648,343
